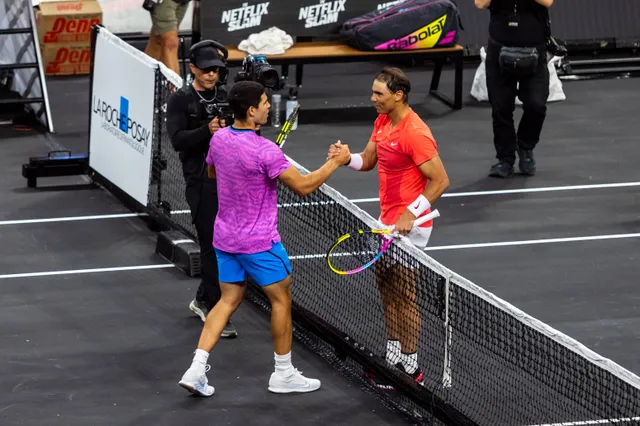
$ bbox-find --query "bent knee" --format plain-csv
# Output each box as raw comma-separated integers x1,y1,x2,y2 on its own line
524,98,547,115
160,32,180,51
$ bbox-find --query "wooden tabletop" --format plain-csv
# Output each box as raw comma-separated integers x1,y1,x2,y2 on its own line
225,41,464,62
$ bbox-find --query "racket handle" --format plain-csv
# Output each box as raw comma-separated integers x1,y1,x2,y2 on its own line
414,209,440,226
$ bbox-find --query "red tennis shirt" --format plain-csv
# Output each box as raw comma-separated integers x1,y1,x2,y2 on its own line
370,108,438,228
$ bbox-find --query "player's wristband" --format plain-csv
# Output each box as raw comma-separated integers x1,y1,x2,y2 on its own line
407,194,430,217
346,153,363,171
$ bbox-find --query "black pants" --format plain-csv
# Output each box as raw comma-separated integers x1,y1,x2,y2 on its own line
185,181,221,310
486,41,550,165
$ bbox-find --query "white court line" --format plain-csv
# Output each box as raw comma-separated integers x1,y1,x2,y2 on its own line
287,232,640,260
528,416,640,426
424,232,640,251
350,181,640,204
3,181,639,225
0,213,145,226
0,264,175,280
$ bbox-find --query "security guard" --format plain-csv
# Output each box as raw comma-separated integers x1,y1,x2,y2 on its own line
165,40,237,338
475,0,554,178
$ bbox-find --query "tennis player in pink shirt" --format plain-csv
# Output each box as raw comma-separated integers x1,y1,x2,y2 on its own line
179,81,351,397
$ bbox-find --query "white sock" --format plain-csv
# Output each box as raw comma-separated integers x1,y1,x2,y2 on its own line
401,352,418,375
274,352,294,377
386,340,401,365
191,349,209,373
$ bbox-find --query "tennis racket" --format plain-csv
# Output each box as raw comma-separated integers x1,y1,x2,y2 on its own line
275,104,300,148
327,209,440,275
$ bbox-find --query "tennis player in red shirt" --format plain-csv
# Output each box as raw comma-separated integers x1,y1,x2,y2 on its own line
329,67,450,388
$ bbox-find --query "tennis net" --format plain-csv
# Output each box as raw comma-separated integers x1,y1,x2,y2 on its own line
145,71,640,426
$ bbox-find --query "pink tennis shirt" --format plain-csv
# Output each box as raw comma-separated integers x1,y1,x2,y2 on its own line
205,126,291,254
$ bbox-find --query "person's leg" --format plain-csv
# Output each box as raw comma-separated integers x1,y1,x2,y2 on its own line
516,48,550,175
178,250,247,396
186,183,237,335
149,0,181,75
370,226,432,390
144,31,163,61
246,242,320,393
375,262,402,366
196,282,245,351
191,183,220,309
393,226,431,383
394,266,421,374
184,185,211,313
486,42,519,177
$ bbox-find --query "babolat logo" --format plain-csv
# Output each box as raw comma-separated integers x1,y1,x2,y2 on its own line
92,95,151,154
375,14,447,50
298,0,346,28
221,2,269,32
377,0,405,10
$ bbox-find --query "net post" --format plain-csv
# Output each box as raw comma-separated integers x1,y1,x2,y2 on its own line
152,67,163,210
442,272,453,389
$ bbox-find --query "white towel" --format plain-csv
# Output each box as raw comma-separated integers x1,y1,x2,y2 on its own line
238,27,294,56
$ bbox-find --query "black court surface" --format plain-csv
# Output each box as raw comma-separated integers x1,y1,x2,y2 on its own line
2,60,640,426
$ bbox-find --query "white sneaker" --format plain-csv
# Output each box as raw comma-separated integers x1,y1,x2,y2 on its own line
189,299,209,322
268,368,321,394
178,364,215,397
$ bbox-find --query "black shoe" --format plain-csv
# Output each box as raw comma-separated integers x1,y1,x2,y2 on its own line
363,363,425,391
395,363,425,386
488,161,514,178
517,148,536,175
363,368,395,390
221,320,237,338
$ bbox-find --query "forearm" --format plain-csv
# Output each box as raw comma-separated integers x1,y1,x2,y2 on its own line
298,161,341,196
169,124,211,152
421,175,450,206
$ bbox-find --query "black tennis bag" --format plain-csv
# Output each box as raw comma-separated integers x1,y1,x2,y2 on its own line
340,0,462,51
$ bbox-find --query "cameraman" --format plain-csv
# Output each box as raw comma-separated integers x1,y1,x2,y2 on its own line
166,40,237,338
475,0,554,178
144,0,190,75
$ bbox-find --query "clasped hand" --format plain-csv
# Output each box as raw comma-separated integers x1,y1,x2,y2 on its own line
327,140,352,165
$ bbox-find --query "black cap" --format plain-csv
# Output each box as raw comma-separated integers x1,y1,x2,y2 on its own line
191,45,226,70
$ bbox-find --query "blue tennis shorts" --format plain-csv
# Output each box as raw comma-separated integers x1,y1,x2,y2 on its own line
215,242,292,286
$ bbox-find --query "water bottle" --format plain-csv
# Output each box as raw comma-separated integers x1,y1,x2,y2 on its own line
271,93,281,127
286,95,299,131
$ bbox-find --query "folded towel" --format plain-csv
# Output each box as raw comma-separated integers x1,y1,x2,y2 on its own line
238,26,294,55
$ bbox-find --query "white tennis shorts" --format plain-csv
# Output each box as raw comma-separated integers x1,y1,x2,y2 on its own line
377,217,432,270
378,217,433,249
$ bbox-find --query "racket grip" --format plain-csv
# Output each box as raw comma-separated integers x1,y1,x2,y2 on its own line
414,209,440,226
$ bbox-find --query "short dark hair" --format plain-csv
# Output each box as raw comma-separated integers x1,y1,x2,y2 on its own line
375,67,411,103
228,81,265,120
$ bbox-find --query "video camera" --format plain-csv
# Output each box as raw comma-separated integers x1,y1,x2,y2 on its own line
234,54,281,90
188,40,282,127
199,90,234,128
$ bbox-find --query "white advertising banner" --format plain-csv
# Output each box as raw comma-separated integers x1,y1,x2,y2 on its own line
89,30,156,207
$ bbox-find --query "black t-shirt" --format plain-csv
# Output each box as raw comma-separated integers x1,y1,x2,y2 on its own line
166,85,217,185
489,0,547,47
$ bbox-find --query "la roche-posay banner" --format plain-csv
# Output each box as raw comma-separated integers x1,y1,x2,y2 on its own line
89,30,156,207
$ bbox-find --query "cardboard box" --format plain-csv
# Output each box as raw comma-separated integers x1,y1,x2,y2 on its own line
41,42,92,75
36,0,102,45
35,0,102,75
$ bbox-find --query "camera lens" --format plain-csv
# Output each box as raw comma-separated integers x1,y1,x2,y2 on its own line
258,67,280,89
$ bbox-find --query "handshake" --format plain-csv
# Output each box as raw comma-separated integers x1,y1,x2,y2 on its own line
327,140,352,166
